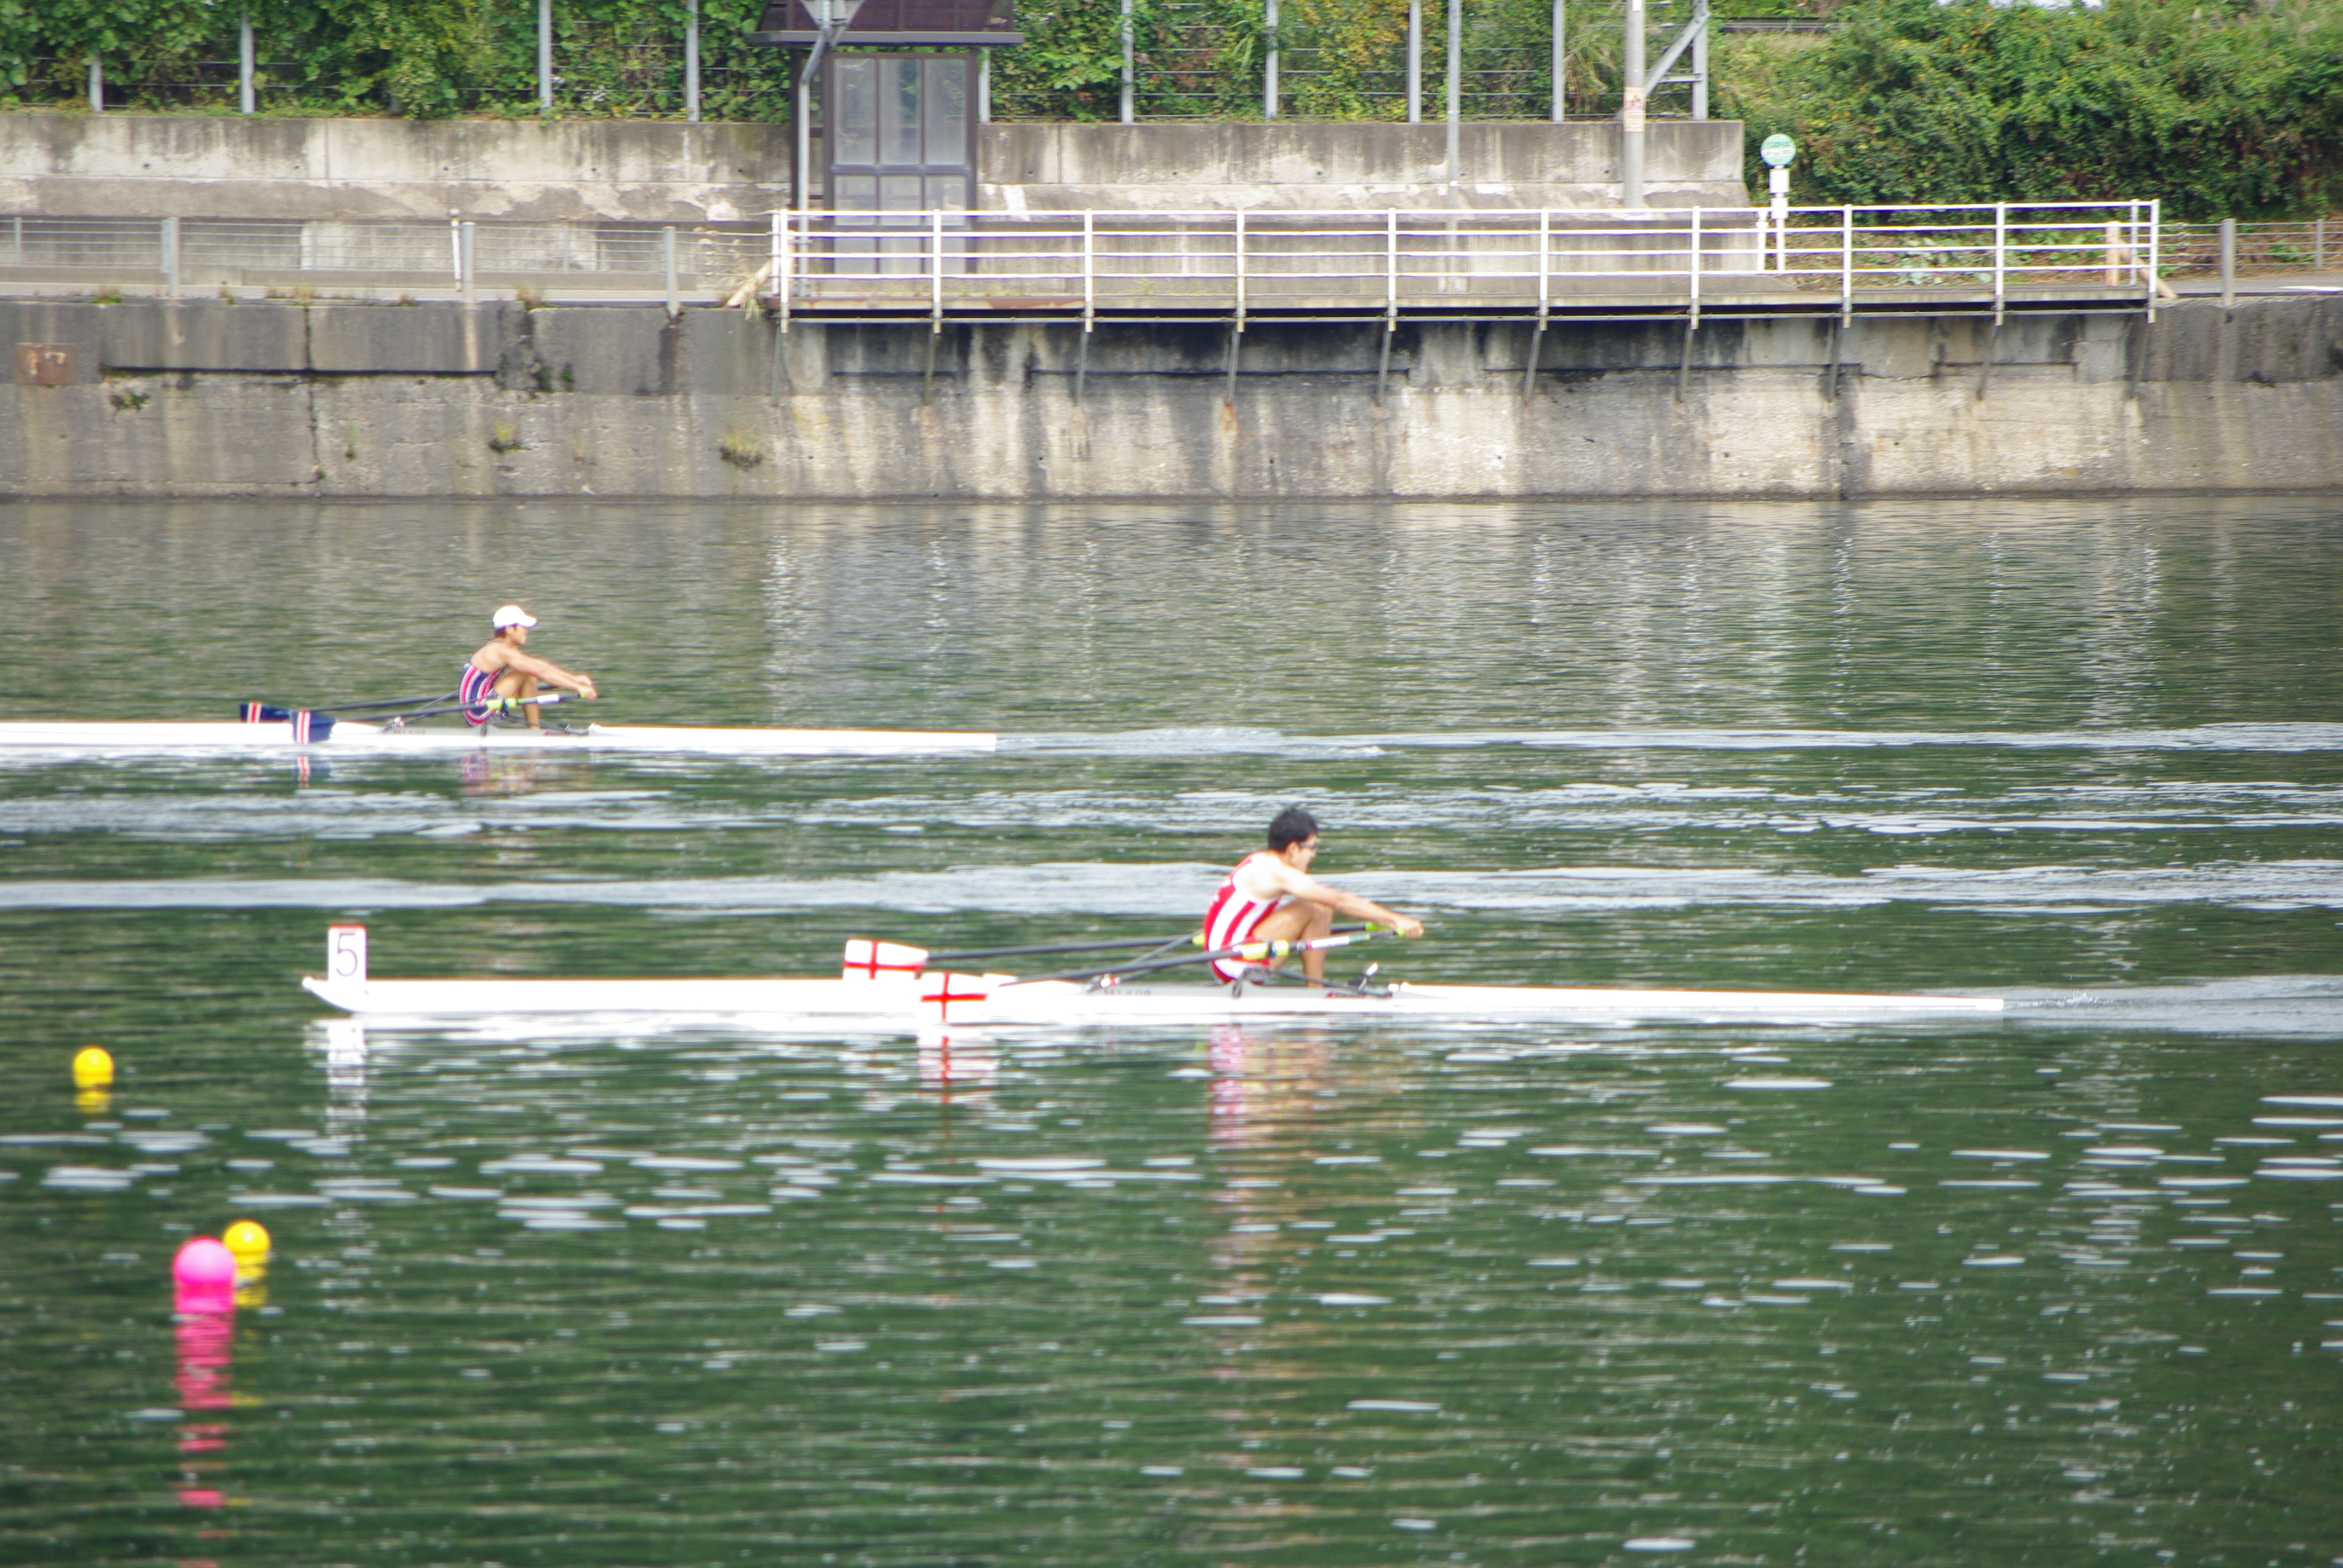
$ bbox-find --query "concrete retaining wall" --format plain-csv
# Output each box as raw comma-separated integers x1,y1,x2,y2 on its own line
978,122,1749,211
3,295,2336,498
0,112,789,223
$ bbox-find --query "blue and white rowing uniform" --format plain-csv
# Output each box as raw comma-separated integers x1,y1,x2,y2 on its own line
457,662,505,727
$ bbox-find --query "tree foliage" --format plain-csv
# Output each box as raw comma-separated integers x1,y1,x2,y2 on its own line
1720,0,2343,220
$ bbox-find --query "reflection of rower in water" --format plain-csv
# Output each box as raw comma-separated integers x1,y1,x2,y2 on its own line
1202,806,1424,984
459,605,597,731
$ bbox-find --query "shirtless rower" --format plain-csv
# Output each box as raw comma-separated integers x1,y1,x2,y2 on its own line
1202,806,1425,983
459,605,597,730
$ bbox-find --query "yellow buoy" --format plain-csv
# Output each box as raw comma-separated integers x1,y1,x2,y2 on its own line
71,1046,113,1088
222,1219,272,1264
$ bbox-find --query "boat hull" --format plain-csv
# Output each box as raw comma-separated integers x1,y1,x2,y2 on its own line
301,973,2001,1029
0,722,996,756
301,974,917,1021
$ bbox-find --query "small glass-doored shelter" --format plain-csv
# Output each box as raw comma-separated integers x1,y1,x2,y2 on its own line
750,0,1021,217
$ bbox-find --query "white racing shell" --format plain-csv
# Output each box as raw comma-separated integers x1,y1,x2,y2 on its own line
0,721,997,757
300,926,2003,1031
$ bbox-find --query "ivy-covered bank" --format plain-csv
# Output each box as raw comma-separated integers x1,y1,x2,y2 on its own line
2,0,2338,218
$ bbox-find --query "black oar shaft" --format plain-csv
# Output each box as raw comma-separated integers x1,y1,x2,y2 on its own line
1005,927,1386,987
926,923,1372,965
928,932,1199,964
244,692,456,715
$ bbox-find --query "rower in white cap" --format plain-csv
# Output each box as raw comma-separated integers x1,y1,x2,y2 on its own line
459,605,597,731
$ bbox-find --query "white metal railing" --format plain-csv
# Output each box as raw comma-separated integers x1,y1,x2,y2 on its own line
763,201,2165,321
0,215,765,299
0,202,2174,319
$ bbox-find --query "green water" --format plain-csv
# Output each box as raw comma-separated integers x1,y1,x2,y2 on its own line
4,497,2342,1567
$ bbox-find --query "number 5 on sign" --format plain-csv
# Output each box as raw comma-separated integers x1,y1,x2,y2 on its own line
327,925,368,984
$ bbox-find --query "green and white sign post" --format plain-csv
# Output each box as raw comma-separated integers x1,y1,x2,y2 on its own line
1760,134,1796,272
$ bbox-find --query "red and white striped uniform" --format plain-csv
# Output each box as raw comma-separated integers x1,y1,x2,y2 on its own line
1202,851,1288,982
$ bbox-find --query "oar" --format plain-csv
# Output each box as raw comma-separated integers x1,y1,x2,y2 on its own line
372,691,580,725
240,693,456,722
926,932,1203,964
1001,926,1394,988
922,924,1375,965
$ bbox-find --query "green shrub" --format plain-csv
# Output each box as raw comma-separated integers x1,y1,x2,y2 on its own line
1719,0,2343,220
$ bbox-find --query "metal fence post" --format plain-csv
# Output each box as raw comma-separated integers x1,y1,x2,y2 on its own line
1522,207,1549,400
686,0,701,123
88,56,102,113
1265,0,1279,120
1119,0,1134,125
460,221,476,303
1840,206,1852,324
1991,201,2005,324
1407,0,1421,123
1551,0,1565,122
2146,199,2160,323
539,0,554,114
775,209,792,332
162,217,179,298
663,226,678,319
2316,217,2326,271
1686,204,1700,325
1226,211,1247,402
240,11,255,114
2218,216,2235,310
931,207,944,325
1446,0,1461,188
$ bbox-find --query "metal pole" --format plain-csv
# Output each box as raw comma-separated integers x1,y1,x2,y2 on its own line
978,51,991,123
1446,0,1461,188
460,221,476,303
240,11,255,115
539,0,554,113
663,226,678,318
162,217,179,298
1992,201,2005,324
686,0,701,122
1619,0,1643,209
2316,217,2325,270
1550,0,1564,122
1690,6,1706,122
1120,0,1134,124
1840,205,1852,324
88,56,102,113
1265,0,1279,120
796,71,811,213
776,209,793,330
1686,203,1699,325
2218,216,2235,310
1407,0,1421,124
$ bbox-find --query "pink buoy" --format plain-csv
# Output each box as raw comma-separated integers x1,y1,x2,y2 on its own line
172,1236,237,1315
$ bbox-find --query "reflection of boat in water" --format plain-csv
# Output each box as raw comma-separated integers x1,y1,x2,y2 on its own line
302,926,2003,1031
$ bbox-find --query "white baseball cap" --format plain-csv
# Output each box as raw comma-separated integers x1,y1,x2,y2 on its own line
491,604,538,630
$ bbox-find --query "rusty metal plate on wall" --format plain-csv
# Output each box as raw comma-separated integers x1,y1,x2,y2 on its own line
14,344,73,386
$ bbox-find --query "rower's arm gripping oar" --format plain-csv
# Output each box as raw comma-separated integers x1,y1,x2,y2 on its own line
1001,924,1395,988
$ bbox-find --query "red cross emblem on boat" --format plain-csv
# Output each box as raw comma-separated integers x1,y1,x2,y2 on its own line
918,970,997,1024
843,939,928,981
